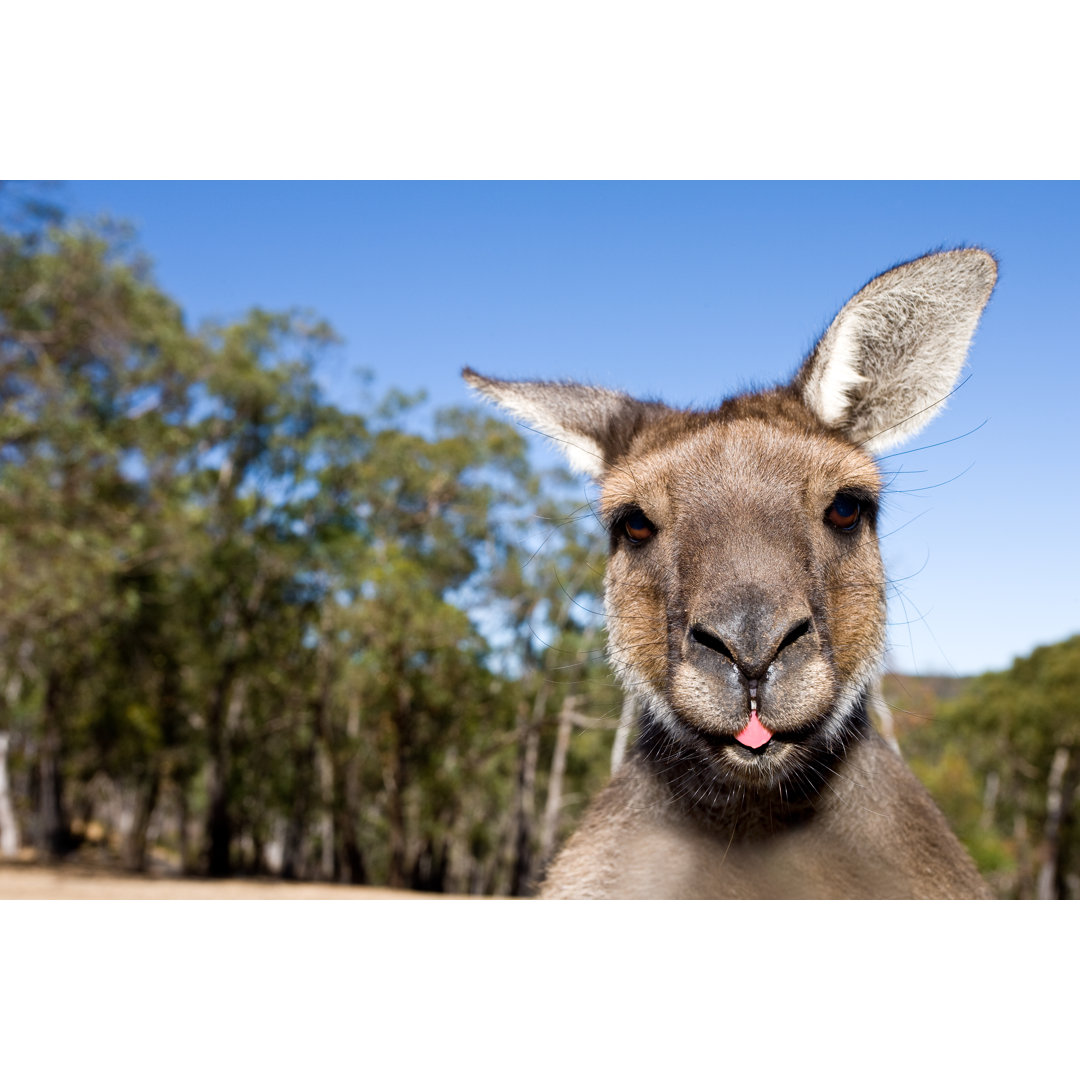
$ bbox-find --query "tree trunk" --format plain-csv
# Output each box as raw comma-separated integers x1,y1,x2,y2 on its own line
610,693,637,775
509,700,541,897
335,690,367,884
202,575,260,878
309,613,338,882
1012,812,1033,899
316,740,335,881
123,771,161,873
867,680,901,756
539,708,573,867
409,836,449,893
281,718,315,881
382,705,409,889
177,781,192,874
1037,746,1072,900
337,818,367,884
0,733,19,857
281,810,307,881
205,783,231,876
36,672,73,858
979,770,1000,833
205,671,243,877
1,664,25,859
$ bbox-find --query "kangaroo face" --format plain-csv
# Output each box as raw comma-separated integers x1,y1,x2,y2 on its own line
465,248,997,813
602,403,884,794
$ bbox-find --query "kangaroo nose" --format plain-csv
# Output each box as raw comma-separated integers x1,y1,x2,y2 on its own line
689,614,813,680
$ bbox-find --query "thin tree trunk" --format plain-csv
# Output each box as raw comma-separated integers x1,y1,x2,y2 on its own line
281,811,306,881
123,771,161,873
979,770,1000,833
383,708,408,890
1,664,25,858
36,672,72,858
203,568,263,878
539,708,573,867
0,733,19,857
282,714,315,881
509,700,541,897
338,691,367,884
867,680,901,756
409,835,449,893
309,609,338,882
1037,746,1072,900
1012,812,1033,898
316,740,335,881
610,693,637,775
177,780,192,874
336,807,367,884
205,671,244,877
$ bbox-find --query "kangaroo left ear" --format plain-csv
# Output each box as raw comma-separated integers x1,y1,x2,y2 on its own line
463,367,668,478
794,248,997,453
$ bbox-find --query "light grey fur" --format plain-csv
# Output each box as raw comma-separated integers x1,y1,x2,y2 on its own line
461,370,665,478
797,248,997,452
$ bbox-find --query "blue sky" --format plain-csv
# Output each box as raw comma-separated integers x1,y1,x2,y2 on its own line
58,182,1080,676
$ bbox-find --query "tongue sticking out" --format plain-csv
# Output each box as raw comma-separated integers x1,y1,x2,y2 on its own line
735,709,773,749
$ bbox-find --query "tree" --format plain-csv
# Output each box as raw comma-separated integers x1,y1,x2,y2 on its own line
922,636,1080,898
0,190,622,894
0,201,202,857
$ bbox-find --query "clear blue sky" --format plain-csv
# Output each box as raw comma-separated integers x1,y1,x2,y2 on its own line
58,182,1080,676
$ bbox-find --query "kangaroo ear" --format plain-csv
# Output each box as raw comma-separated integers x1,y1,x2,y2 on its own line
463,368,665,478
795,249,997,453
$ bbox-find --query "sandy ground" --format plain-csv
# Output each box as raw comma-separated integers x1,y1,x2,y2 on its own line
0,860,450,899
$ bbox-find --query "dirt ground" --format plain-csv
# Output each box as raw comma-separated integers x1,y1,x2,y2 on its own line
0,859,449,899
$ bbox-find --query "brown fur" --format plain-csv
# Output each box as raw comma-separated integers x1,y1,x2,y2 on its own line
465,248,997,899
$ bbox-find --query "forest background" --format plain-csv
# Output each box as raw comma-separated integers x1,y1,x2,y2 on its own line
1,184,1077,900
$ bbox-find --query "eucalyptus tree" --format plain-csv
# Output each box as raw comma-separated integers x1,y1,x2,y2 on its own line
933,636,1080,899
0,193,621,892
0,207,202,856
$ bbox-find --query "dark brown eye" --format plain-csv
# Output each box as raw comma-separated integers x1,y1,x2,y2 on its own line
624,510,656,544
826,494,861,531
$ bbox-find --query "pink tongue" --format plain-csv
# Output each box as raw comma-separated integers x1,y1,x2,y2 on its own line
735,710,773,749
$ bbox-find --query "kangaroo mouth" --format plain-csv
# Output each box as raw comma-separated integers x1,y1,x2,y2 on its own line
667,661,844,768
689,711,822,760
639,702,862,805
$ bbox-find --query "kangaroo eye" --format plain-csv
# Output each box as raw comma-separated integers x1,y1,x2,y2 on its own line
826,494,861,531
624,511,656,544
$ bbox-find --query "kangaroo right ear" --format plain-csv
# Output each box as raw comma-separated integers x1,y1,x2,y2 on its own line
795,248,997,453
463,368,665,479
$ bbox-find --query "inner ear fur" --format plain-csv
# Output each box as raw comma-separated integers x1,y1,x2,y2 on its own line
794,248,997,453
462,367,667,478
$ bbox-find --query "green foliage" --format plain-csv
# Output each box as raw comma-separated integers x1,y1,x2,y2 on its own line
0,195,619,890
891,636,1080,898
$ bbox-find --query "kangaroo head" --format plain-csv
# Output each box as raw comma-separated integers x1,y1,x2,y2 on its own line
465,249,995,809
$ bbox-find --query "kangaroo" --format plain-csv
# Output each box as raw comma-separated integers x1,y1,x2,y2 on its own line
465,248,996,899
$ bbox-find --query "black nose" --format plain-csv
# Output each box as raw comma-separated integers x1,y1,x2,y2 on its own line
689,615,813,681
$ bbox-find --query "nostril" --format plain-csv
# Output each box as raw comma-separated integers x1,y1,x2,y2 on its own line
690,626,736,664
777,618,812,654
691,617,811,671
